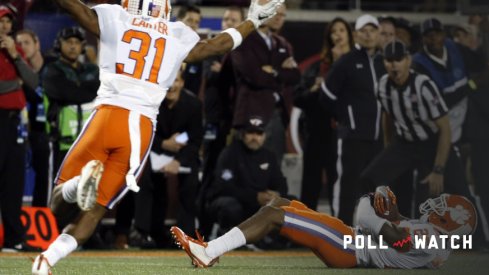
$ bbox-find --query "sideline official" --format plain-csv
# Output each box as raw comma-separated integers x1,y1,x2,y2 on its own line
360,40,474,208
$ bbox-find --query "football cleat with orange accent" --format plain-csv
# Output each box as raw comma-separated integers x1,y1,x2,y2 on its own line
170,226,219,268
420,194,477,236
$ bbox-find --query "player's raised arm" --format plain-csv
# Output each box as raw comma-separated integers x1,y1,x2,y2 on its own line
52,0,100,37
185,0,284,63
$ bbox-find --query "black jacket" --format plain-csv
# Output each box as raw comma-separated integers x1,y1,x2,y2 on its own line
294,60,335,142
152,89,203,168
207,139,288,210
323,46,386,140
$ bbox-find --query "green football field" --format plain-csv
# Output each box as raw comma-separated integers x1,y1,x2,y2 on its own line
1,250,489,275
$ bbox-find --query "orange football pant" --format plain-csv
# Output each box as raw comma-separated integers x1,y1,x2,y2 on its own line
55,105,153,209
280,200,357,268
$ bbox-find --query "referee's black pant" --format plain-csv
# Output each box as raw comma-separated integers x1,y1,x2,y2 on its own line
0,110,26,247
359,136,472,215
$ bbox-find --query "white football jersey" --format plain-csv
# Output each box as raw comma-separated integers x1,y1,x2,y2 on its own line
356,219,451,269
92,4,200,121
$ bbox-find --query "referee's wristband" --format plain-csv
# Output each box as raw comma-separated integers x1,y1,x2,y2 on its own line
221,28,243,50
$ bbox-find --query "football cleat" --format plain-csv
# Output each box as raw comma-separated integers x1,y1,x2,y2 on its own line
31,254,52,275
77,160,104,211
170,226,219,268
420,194,477,236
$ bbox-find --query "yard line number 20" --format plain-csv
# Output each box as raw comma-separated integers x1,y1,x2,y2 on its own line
116,29,167,84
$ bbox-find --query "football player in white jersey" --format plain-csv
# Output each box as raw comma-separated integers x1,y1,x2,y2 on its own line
171,187,477,269
32,1,284,274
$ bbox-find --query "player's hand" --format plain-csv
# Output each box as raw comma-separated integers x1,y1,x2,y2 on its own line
421,172,444,195
162,133,186,153
374,186,396,215
161,160,180,175
257,191,274,206
0,35,19,59
247,0,285,29
266,190,280,199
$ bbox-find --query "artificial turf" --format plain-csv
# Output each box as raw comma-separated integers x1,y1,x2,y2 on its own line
1,250,489,275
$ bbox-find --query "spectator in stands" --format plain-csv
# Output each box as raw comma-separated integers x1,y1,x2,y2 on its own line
0,1,31,29
266,4,300,161
413,18,489,241
201,6,244,210
203,116,288,235
378,16,396,49
294,17,354,211
394,18,418,52
320,14,385,225
453,24,479,51
15,29,50,207
138,66,203,247
413,18,483,148
231,3,300,164
468,14,489,64
452,21,489,245
177,4,201,32
42,27,99,201
177,5,203,96
0,5,39,252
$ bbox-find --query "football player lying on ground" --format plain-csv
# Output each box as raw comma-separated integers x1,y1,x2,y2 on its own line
171,186,477,269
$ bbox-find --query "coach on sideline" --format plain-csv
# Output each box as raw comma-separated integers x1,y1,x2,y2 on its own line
359,40,474,209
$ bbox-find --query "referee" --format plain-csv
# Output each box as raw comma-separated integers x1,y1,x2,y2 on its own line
359,40,473,209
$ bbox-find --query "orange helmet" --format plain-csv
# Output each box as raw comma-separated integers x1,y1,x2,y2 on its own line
121,0,171,20
420,194,477,236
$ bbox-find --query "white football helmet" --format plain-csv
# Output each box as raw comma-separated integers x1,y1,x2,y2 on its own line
121,0,171,19
420,194,477,236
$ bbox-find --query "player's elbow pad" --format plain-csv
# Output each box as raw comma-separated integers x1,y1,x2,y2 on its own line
355,196,388,235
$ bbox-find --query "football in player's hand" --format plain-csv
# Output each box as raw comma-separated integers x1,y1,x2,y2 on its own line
374,186,400,221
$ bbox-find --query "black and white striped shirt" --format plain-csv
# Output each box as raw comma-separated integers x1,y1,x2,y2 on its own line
377,71,448,142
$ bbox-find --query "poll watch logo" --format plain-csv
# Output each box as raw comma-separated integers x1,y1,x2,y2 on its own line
343,234,472,250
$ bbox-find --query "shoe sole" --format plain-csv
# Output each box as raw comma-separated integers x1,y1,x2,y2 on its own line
170,227,211,268
77,160,104,211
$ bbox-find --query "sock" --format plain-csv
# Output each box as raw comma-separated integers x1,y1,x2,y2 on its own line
42,233,78,266
61,176,80,203
205,227,246,259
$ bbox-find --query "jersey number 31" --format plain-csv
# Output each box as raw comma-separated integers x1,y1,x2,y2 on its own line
116,29,166,84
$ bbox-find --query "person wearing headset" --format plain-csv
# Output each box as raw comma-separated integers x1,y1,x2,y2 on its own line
42,26,100,183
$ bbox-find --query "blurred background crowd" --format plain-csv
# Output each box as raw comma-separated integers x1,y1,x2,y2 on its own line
1,0,489,252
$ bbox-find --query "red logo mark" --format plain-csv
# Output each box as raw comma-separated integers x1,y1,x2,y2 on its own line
393,235,412,247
